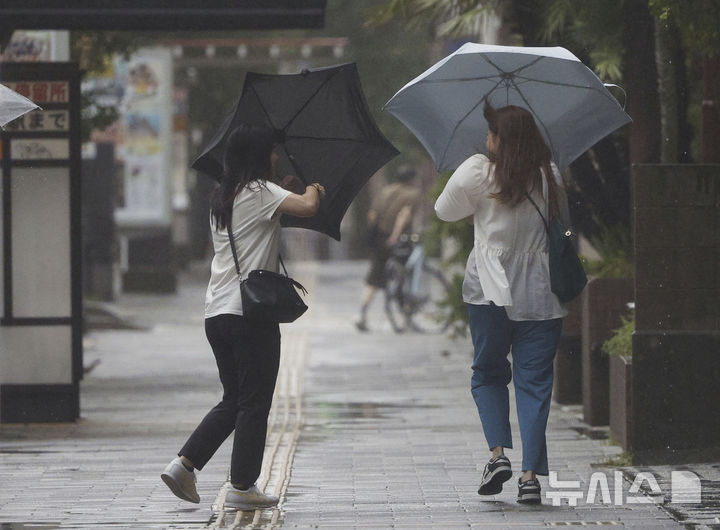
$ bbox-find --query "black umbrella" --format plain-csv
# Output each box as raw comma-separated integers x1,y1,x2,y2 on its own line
192,63,399,241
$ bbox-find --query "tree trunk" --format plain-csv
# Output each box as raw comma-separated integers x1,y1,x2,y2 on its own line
623,0,661,164
702,54,720,162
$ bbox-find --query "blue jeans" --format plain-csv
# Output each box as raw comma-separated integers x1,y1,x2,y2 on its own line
467,303,562,476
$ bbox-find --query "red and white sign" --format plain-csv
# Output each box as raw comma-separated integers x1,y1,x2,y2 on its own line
4,81,69,103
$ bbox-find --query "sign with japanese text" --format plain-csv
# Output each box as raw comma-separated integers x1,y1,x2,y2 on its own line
3,81,69,103
4,110,69,132
10,139,70,160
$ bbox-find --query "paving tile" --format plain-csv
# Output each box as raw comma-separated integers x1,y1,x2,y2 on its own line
0,262,703,529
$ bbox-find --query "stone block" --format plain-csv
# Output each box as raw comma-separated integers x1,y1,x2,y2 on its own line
609,354,632,451
581,277,634,426
554,297,583,405
554,335,582,404
632,331,720,462
634,206,718,249
636,288,720,331
633,164,720,208
636,247,719,291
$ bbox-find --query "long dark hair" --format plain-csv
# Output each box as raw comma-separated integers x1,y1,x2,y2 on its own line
484,102,559,216
210,123,274,230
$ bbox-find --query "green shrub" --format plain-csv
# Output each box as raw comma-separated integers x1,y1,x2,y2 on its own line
602,312,635,357
582,222,634,278
424,172,474,335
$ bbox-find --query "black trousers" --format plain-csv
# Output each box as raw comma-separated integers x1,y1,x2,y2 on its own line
179,314,280,487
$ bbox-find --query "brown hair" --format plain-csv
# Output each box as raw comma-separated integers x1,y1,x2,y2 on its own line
484,102,559,217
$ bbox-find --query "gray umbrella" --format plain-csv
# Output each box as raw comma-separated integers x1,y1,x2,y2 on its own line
385,43,631,172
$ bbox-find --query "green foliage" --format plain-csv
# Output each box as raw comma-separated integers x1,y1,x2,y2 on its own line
649,0,720,56
539,0,573,42
72,31,147,142
582,222,634,278
425,172,474,264
538,0,625,82
423,171,474,335
366,0,500,38
80,92,119,143
589,48,624,83
71,31,145,74
442,272,472,338
602,311,634,357
328,0,434,165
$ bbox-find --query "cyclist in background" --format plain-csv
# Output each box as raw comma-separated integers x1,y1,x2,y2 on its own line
354,164,421,332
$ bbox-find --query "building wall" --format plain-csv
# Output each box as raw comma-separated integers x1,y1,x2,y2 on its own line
632,164,720,462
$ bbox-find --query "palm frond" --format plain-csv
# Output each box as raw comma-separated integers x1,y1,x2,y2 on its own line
540,0,575,42
589,48,624,82
366,0,500,34
436,5,496,38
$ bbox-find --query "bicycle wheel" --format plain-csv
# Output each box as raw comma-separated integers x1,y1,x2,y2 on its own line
383,260,411,333
406,263,452,334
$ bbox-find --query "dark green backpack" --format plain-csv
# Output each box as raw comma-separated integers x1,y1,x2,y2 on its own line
527,194,587,303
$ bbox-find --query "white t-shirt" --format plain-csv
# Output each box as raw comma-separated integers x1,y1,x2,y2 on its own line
434,154,569,321
205,180,292,318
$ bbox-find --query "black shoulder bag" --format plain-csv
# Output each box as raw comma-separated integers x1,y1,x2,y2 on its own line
526,193,587,303
227,221,308,323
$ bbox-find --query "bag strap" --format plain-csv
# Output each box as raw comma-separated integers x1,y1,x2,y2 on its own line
226,209,289,280
227,209,242,278
525,192,550,234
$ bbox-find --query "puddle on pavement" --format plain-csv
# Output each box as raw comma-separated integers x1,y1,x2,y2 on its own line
1,525,61,530
0,449,59,454
0,523,209,529
314,401,439,421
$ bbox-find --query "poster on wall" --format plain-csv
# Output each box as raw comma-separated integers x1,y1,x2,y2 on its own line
1,31,52,61
114,48,173,227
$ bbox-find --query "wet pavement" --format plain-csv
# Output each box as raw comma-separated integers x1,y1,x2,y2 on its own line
0,260,714,529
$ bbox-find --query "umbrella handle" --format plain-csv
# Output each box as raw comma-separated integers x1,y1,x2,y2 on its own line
604,83,627,110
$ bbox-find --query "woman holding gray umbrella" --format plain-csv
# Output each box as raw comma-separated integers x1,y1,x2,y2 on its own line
435,103,571,504
161,124,325,510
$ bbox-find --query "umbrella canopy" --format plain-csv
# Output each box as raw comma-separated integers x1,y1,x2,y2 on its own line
385,43,631,172
192,63,399,241
0,83,40,128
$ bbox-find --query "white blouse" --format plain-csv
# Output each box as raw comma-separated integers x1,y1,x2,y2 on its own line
205,180,292,319
434,154,569,321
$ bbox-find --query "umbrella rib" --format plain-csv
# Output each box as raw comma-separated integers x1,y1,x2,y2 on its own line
513,75,624,106
248,82,277,129
286,135,368,143
508,56,544,76
509,78,557,160
480,54,544,77
283,68,342,132
438,77,506,169
418,74,501,84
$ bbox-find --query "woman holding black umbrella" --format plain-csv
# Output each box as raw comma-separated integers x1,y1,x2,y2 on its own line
435,103,570,505
161,124,324,510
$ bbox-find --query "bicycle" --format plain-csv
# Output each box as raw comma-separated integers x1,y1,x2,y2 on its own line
383,233,452,334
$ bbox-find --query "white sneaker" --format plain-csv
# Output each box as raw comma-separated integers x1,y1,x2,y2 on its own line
224,484,279,511
161,457,200,504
